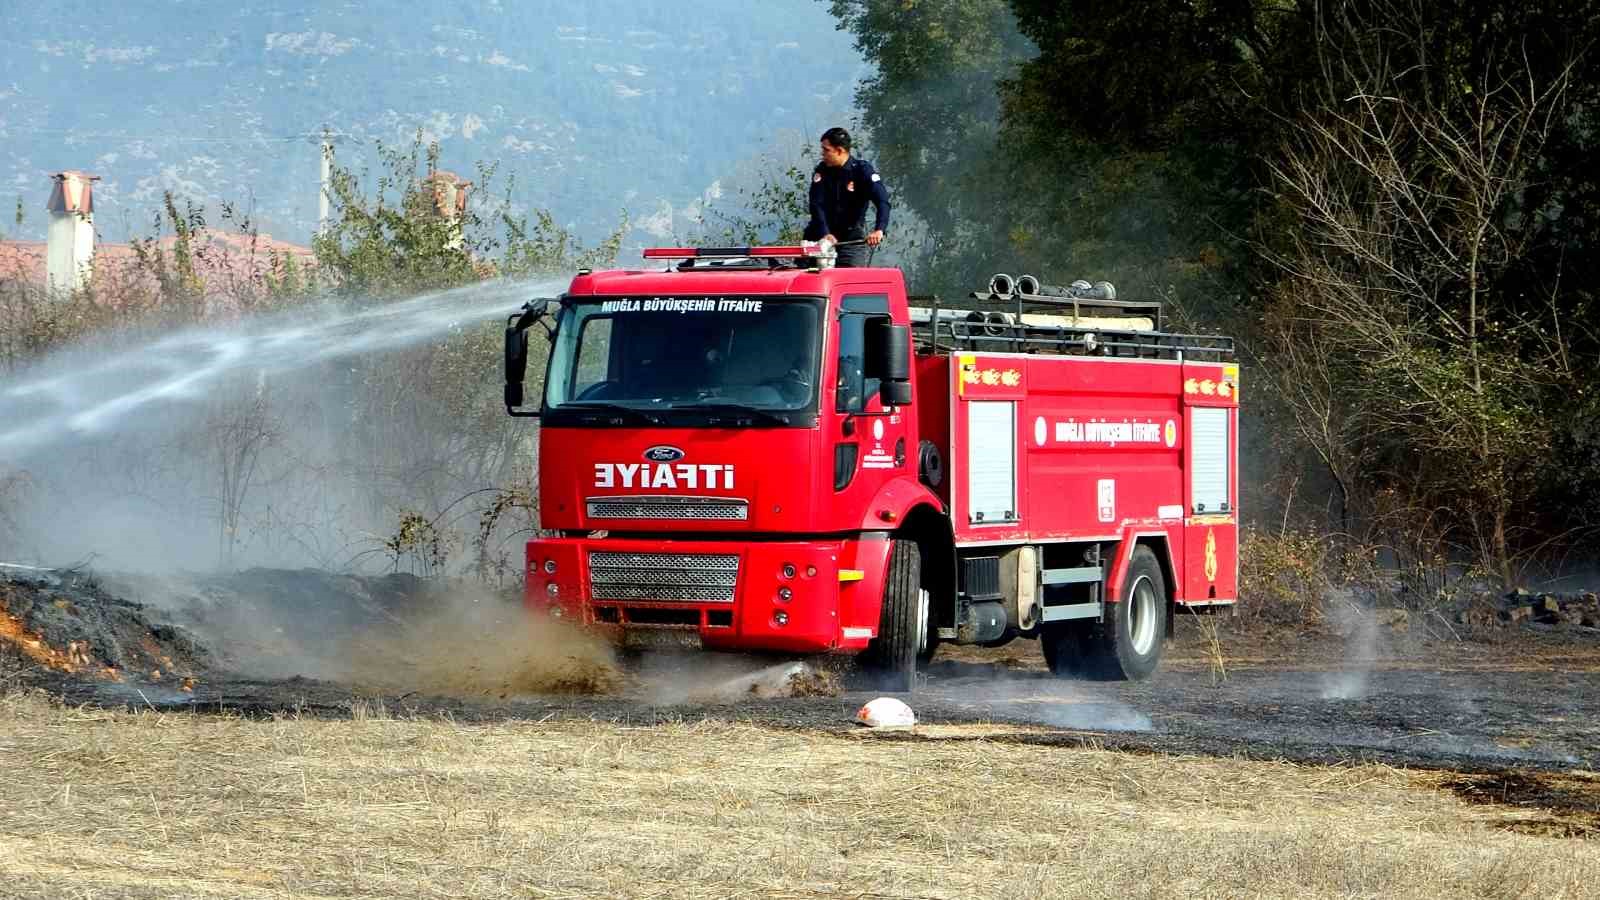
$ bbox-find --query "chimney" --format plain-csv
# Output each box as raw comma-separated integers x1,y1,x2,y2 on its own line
46,170,99,295
423,171,471,250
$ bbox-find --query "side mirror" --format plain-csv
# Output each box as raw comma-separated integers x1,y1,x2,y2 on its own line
504,326,530,410
878,379,913,407
864,319,911,381
865,317,912,407
505,299,552,418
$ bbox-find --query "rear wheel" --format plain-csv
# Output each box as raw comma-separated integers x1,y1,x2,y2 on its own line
1084,545,1168,681
862,539,922,692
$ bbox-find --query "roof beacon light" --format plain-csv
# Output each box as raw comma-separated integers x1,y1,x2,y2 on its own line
641,240,837,267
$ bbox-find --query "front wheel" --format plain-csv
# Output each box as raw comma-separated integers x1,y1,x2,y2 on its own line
862,539,922,692
915,588,940,668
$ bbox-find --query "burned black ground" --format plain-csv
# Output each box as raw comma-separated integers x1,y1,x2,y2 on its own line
7,565,1599,795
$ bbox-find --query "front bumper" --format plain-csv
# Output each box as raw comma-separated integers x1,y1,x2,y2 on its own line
524,536,889,654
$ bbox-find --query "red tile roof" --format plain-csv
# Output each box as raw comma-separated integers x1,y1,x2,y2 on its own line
0,230,317,307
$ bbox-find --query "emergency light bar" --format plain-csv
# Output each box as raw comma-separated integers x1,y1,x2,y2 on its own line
642,241,836,261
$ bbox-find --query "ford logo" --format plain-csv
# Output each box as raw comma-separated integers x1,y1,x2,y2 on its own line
643,445,685,462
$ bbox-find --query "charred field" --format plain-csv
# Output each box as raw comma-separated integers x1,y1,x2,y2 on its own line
5,564,1599,898
4,561,1598,777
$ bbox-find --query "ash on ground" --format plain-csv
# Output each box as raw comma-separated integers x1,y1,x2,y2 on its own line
1,565,208,687
1,564,829,704
2,565,624,699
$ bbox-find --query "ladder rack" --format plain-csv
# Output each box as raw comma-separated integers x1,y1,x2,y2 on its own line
910,295,1234,361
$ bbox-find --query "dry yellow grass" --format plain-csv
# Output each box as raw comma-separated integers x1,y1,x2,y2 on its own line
1,690,1595,899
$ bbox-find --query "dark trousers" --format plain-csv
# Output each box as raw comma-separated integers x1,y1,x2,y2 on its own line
835,241,873,268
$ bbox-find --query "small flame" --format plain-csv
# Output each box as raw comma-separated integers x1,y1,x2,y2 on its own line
1,609,123,681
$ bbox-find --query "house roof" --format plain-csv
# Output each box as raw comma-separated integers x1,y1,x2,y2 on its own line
0,230,317,303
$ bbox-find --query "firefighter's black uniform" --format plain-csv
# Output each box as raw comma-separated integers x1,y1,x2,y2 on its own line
803,156,890,268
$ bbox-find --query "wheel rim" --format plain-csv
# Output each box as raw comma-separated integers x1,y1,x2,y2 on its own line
916,588,930,654
1128,575,1159,656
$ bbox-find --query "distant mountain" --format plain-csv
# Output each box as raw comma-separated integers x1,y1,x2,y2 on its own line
0,0,863,247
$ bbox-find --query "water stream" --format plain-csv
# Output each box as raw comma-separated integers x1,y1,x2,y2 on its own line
0,278,561,460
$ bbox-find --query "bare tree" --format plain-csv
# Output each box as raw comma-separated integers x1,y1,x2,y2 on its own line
201,373,281,569
1263,0,1576,583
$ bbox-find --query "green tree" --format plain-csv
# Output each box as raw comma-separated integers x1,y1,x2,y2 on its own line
315,133,627,295
833,0,1600,576
828,0,1036,296
1261,0,1597,579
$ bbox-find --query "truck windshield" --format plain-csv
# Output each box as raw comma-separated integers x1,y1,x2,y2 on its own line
544,296,822,424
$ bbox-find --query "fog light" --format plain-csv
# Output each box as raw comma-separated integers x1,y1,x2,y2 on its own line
781,563,797,579
773,610,789,627
546,583,560,598
777,586,793,603
806,566,817,578
544,559,557,574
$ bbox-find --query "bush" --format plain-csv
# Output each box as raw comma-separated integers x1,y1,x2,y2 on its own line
1237,527,1381,630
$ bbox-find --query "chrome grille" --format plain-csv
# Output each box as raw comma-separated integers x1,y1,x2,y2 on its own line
586,495,749,521
588,551,739,603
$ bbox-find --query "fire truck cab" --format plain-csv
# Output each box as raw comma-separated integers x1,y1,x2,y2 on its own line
505,245,1238,690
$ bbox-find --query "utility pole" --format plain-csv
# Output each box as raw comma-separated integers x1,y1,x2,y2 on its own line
311,129,345,236
320,138,332,232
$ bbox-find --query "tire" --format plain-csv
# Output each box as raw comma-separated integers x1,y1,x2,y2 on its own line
862,539,922,692
1082,545,1169,681
916,589,940,668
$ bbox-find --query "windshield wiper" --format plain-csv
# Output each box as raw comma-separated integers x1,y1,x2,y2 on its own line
559,402,664,425
668,401,791,426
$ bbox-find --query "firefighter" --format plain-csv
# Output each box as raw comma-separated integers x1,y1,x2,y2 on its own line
803,127,890,268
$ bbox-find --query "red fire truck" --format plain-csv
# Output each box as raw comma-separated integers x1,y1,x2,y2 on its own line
504,245,1238,690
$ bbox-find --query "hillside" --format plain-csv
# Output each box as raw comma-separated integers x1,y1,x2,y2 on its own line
0,0,863,246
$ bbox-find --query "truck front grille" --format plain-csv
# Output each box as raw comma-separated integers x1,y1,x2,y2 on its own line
588,551,739,603
586,495,749,521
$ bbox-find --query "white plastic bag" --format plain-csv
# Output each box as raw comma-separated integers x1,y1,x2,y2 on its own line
855,696,916,729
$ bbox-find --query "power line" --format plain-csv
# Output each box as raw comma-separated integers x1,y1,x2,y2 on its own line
0,127,353,145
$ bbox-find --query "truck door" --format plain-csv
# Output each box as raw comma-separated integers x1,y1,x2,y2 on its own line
828,290,912,517
1181,363,1239,604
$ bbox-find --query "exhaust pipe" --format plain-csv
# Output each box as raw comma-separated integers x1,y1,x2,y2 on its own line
989,273,1014,297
